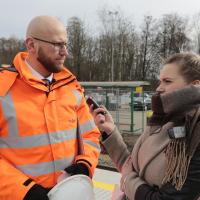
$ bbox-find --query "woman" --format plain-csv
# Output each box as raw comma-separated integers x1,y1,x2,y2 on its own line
91,52,200,200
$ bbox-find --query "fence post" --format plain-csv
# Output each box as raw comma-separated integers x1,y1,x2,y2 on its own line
130,88,134,132
142,90,145,132
116,88,120,129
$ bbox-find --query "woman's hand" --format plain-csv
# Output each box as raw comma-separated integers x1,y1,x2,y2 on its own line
90,105,115,135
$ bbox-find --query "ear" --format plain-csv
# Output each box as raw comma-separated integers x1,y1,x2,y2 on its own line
191,80,200,86
25,38,36,53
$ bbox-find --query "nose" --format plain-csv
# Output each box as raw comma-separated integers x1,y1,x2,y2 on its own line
59,47,68,56
156,83,164,93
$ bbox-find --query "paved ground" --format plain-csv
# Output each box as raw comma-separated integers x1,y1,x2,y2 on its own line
93,168,121,200
93,168,200,200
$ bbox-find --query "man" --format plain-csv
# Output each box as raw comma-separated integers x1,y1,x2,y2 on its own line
0,16,100,200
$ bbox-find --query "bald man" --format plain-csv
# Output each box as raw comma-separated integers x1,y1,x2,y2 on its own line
0,16,100,200
26,16,68,76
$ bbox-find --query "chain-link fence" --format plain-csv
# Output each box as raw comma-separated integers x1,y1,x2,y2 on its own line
84,88,152,134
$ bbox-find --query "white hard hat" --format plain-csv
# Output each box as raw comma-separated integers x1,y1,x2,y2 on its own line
47,174,95,200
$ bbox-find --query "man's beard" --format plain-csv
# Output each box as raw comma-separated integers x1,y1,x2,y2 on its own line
37,47,63,73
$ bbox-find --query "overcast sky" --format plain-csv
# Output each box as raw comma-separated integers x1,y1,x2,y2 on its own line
1,0,200,38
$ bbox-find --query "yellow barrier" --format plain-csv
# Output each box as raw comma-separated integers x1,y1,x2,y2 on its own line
93,181,115,191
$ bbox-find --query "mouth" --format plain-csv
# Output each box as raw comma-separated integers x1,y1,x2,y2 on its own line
56,59,65,64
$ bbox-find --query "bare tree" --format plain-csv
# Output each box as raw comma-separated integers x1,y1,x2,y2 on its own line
155,14,190,59
0,11,196,86
67,17,87,80
98,8,140,81
114,15,138,81
135,15,157,81
0,37,25,65
98,8,119,81
191,12,200,54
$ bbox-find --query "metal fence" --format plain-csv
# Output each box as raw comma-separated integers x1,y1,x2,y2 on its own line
84,88,152,134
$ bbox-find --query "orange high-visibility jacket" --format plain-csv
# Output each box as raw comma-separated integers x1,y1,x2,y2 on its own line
0,52,100,200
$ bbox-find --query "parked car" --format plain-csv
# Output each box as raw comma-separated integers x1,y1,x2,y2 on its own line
132,100,147,111
130,96,151,111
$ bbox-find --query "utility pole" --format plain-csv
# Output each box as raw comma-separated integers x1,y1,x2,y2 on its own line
108,11,118,82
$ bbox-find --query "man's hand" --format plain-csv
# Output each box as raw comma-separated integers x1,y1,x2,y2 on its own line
23,184,50,200
64,163,89,176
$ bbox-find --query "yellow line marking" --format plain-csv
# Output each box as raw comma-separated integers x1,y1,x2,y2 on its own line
93,180,115,191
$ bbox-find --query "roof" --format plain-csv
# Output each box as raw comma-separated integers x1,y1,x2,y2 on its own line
80,81,150,88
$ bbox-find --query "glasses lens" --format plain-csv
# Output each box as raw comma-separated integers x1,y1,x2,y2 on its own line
54,43,67,51
33,37,67,51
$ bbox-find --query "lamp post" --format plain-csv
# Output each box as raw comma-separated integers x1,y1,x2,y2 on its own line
108,10,118,82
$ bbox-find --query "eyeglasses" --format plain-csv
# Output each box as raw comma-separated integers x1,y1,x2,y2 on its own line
33,37,67,51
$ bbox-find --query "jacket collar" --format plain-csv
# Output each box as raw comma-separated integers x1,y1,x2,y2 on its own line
24,59,53,82
161,85,200,114
13,52,78,91
149,86,200,126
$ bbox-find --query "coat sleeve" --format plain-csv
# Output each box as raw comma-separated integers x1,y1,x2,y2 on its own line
0,156,36,200
102,128,147,172
101,127,130,172
125,145,200,200
74,91,101,177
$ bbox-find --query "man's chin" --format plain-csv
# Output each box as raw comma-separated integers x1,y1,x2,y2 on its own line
57,61,65,67
53,65,64,73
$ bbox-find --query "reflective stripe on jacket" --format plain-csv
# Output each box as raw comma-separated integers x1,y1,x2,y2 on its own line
0,52,100,200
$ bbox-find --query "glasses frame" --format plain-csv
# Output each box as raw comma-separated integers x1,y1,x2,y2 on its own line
33,37,67,50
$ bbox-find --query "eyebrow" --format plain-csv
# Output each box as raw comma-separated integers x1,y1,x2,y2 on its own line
161,77,175,82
